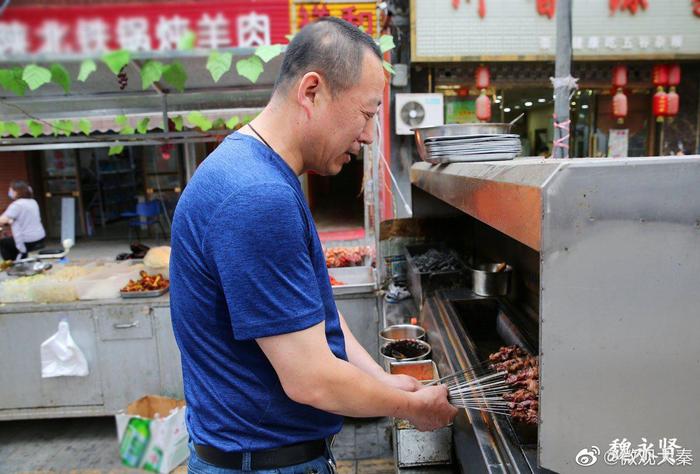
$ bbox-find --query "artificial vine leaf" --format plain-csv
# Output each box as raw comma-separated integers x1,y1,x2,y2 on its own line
140,60,164,90
109,145,124,156
383,60,395,75
53,120,73,136
27,120,44,137
115,115,129,127
285,33,296,42
78,59,97,82
50,64,71,93
136,118,150,134
212,118,226,129
177,30,196,51
187,111,213,131
120,125,135,135
206,51,232,83
102,50,131,75
225,116,240,130
379,35,396,54
78,118,91,136
236,56,264,84
4,121,21,138
0,122,4,135
0,68,28,96
162,62,187,92
171,115,184,132
22,65,52,91
255,44,283,63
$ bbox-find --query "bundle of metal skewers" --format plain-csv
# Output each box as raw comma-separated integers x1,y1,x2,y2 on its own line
428,363,514,416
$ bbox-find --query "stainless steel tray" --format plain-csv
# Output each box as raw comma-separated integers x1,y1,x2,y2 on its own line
120,287,169,298
328,266,376,295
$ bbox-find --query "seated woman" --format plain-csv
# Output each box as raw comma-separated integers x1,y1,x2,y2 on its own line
0,180,47,261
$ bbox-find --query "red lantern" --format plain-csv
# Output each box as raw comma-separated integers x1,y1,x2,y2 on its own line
668,64,681,87
652,64,669,87
475,90,492,122
652,86,668,122
666,88,679,117
475,65,490,90
612,65,628,88
612,89,628,124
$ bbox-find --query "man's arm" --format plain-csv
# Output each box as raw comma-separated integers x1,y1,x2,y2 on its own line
257,321,456,432
0,214,12,225
338,312,422,392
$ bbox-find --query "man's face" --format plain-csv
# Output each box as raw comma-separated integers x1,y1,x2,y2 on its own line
307,51,385,176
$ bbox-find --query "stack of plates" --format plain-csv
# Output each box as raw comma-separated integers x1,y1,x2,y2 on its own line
423,134,522,164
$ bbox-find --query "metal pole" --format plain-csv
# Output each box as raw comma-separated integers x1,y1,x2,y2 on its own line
552,0,573,159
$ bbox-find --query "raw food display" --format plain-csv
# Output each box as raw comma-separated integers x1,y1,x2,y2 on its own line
324,246,371,268
121,271,169,293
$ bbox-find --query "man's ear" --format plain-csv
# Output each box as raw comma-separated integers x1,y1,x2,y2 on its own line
297,72,322,119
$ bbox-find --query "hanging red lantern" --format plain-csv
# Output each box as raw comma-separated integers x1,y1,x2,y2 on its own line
652,64,669,87
652,87,668,122
666,88,679,118
667,64,681,87
475,90,492,122
612,65,628,88
612,89,628,124
475,65,490,90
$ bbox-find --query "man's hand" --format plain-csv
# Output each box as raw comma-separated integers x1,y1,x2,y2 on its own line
405,385,458,432
380,373,423,392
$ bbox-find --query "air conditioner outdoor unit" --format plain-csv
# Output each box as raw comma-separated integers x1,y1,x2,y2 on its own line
395,93,444,135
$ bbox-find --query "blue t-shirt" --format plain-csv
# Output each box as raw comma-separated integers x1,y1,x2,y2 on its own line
169,132,347,453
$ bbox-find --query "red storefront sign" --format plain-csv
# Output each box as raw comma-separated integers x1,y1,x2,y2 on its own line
609,0,649,15
0,1,290,57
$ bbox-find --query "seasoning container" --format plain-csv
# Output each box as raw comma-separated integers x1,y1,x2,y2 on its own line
380,339,431,370
469,262,512,296
379,324,426,344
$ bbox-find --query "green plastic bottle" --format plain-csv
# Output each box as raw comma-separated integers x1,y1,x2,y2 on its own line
120,418,151,467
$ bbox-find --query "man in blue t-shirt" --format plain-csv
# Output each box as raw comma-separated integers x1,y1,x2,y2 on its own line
170,17,456,474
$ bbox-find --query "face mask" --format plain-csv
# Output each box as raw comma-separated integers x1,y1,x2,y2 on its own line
8,188,17,200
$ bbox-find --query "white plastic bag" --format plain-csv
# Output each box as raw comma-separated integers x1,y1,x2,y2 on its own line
40,321,89,378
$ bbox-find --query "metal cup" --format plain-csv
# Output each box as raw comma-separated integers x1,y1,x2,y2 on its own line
379,324,426,344
469,263,512,296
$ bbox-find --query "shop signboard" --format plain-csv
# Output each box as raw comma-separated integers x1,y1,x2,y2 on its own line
0,1,290,59
291,1,380,38
412,0,700,61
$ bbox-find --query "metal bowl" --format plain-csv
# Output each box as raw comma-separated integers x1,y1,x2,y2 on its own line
380,339,432,370
469,263,512,296
413,123,514,162
379,324,426,344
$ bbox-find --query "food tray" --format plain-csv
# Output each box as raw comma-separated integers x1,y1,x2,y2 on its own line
404,244,466,308
120,287,169,298
328,266,376,295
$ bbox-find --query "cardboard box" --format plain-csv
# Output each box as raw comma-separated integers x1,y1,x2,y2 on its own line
115,395,188,473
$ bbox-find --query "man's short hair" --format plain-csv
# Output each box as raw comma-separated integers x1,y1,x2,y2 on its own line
274,17,382,97
10,180,32,199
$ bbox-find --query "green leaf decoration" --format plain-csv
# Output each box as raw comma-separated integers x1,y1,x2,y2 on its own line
171,115,184,132
140,60,164,90
50,64,71,93
78,59,97,82
236,56,264,84
22,65,52,91
255,44,283,63
78,119,91,136
115,115,129,127
28,120,44,137
383,60,395,75
0,122,4,135
187,111,213,131
358,25,366,33
379,35,396,54
225,116,240,130
285,33,296,42
5,121,21,138
109,145,124,156
162,62,187,93
212,118,226,129
206,51,232,83
54,120,73,136
177,30,196,51
120,126,135,135
102,50,131,75
0,68,28,96
136,118,150,134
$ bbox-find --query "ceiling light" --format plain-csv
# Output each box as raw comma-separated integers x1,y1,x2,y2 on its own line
571,101,577,106
497,95,502,100
504,107,512,113
514,105,521,110
582,104,589,109
524,101,533,107
538,98,546,103
494,99,501,103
